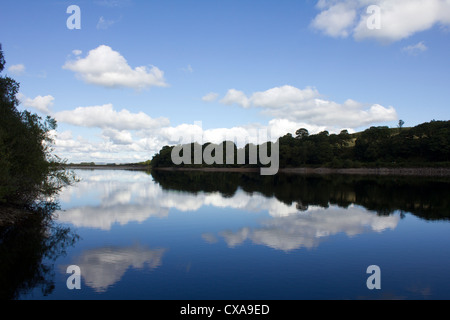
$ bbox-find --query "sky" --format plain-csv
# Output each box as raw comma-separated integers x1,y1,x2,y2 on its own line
1,0,449,164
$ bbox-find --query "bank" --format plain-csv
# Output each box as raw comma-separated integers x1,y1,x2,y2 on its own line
153,166,450,176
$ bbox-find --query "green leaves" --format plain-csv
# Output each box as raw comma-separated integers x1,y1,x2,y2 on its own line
0,43,74,207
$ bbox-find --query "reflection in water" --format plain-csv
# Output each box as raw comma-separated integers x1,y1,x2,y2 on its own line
57,171,311,230
217,205,399,251
0,202,79,300
56,170,450,233
55,170,414,253
57,172,170,230
70,244,166,293
152,170,450,221
23,169,449,299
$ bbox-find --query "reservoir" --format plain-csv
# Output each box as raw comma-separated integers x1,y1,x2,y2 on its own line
5,169,450,300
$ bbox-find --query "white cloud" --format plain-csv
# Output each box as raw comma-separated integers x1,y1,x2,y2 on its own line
72,49,82,56
158,122,204,144
49,83,396,164
250,85,318,108
218,85,397,129
403,41,428,55
17,93,54,114
8,64,26,75
71,245,166,292
51,104,172,163
102,128,134,145
63,45,168,89
202,92,219,102
54,104,170,131
220,89,251,108
311,0,450,42
311,2,357,38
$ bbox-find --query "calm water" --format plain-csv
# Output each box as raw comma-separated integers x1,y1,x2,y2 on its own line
3,169,450,300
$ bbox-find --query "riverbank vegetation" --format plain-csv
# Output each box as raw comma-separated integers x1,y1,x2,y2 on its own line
150,120,450,170
0,44,75,225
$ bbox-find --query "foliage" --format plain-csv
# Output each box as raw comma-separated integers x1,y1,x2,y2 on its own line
151,121,450,169
0,44,75,208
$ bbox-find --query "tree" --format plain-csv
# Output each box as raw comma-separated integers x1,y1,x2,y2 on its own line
398,119,405,129
0,44,74,208
295,128,309,139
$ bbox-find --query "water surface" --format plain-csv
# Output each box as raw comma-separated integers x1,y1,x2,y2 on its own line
6,169,450,300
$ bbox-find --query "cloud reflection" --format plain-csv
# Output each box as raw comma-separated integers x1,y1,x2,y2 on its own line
218,206,399,251
57,170,303,229
57,170,400,252
71,244,166,293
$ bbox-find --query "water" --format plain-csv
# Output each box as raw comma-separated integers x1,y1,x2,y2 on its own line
4,169,450,300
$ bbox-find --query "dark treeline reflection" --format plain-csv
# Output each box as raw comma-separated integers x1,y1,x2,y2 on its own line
0,202,79,300
150,170,450,221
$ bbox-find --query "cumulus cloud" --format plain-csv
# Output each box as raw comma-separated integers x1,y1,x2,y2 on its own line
157,120,298,147
63,45,168,89
54,104,170,131
311,2,357,37
102,128,134,145
220,89,251,108
49,82,396,164
51,98,393,164
51,105,172,163
17,93,54,114
250,86,318,108
311,0,450,42
202,92,219,102
8,64,26,75
218,85,397,129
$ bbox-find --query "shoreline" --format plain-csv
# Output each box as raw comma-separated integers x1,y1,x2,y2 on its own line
65,165,150,171
65,165,450,176
279,167,450,176
156,167,450,176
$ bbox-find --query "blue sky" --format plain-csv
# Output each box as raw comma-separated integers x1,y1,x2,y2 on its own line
1,0,449,163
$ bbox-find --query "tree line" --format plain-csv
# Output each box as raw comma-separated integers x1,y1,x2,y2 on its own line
151,120,450,169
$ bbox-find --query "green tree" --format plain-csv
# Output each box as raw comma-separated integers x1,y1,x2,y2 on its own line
0,44,74,208
295,128,309,140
